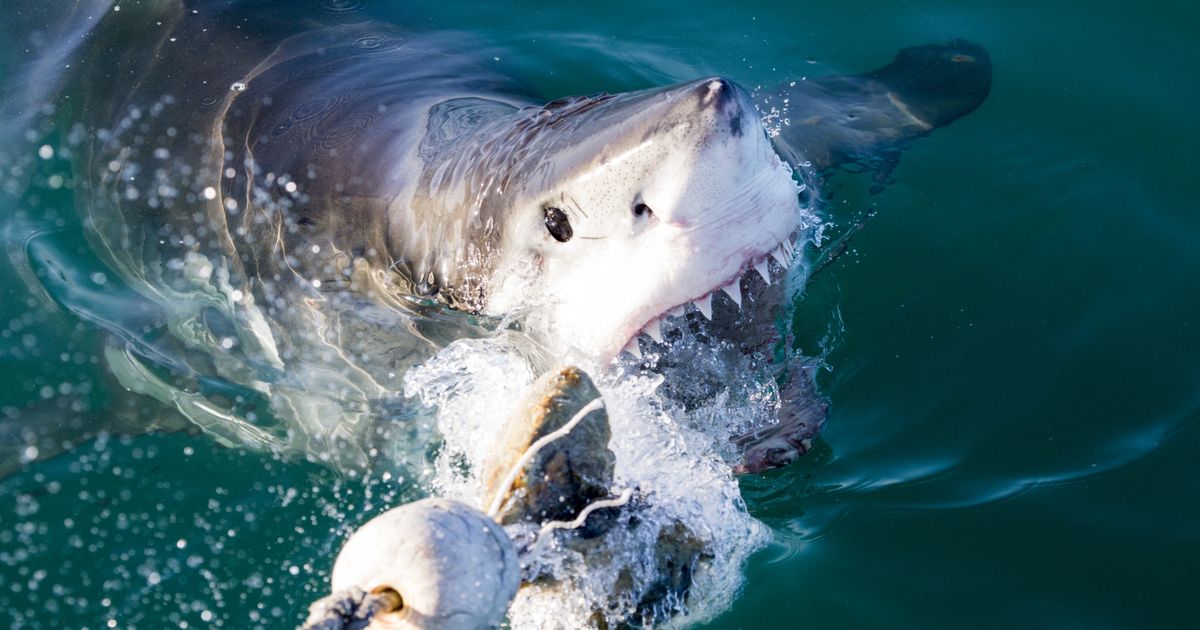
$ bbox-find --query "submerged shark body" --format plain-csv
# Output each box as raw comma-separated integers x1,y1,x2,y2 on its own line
1,1,990,472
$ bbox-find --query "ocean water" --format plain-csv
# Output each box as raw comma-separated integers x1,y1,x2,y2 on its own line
1,1,1198,629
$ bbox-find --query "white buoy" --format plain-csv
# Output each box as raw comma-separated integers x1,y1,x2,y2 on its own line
329,498,520,629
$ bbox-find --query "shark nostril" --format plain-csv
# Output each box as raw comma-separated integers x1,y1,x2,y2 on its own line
704,78,729,95
633,202,653,218
698,77,738,107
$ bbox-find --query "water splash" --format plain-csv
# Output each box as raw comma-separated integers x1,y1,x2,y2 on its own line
402,327,782,626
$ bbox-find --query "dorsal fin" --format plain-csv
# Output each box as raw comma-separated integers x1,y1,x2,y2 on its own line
771,40,992,172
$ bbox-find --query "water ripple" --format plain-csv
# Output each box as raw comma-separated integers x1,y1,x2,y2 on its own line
354,34,387,50
320,0,368,15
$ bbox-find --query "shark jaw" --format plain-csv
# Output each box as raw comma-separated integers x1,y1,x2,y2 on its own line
615,235,801,361
477,77,807,366
540,163,804,367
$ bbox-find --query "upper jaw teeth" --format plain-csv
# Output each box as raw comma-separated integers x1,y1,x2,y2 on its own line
720,279,742,307
621,239,796,359
770,244,792,268
643,318,664,343
753,258,771,285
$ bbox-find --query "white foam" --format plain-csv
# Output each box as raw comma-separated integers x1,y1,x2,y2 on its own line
404,331,772,628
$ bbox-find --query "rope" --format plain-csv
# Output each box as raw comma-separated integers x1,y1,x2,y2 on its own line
485,397,605,519
538,487,633,537
299,586,403,630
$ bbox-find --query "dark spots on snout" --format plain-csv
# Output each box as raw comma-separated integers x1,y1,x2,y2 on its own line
728,111,743,137
696,78,745,136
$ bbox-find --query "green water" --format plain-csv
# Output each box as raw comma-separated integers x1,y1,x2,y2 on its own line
2,1,1198,628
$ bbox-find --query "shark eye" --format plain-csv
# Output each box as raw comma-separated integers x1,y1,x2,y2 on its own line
544,206,573,242
633,202,653,218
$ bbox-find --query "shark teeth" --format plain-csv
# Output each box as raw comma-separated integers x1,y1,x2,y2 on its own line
627,237,796,357
754,258,771,285
771,238,798,269
643,318,664,343
770,245,790,268
720,278,742,308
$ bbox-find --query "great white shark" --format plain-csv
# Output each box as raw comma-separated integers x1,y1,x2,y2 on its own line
0,0,990,473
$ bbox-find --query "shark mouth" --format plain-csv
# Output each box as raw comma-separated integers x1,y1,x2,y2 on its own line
618,235,799,360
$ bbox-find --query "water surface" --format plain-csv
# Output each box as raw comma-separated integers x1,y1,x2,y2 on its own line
1,1,1197,628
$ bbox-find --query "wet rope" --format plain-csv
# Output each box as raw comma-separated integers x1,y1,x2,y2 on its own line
485,397,605,519
539,487,634,537
299,586,403,630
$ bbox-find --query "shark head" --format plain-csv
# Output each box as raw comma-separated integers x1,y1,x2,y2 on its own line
476,78,803,363
406,77,804,364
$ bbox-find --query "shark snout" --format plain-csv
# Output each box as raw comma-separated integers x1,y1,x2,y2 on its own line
691,77,752,137
634,77,772,229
